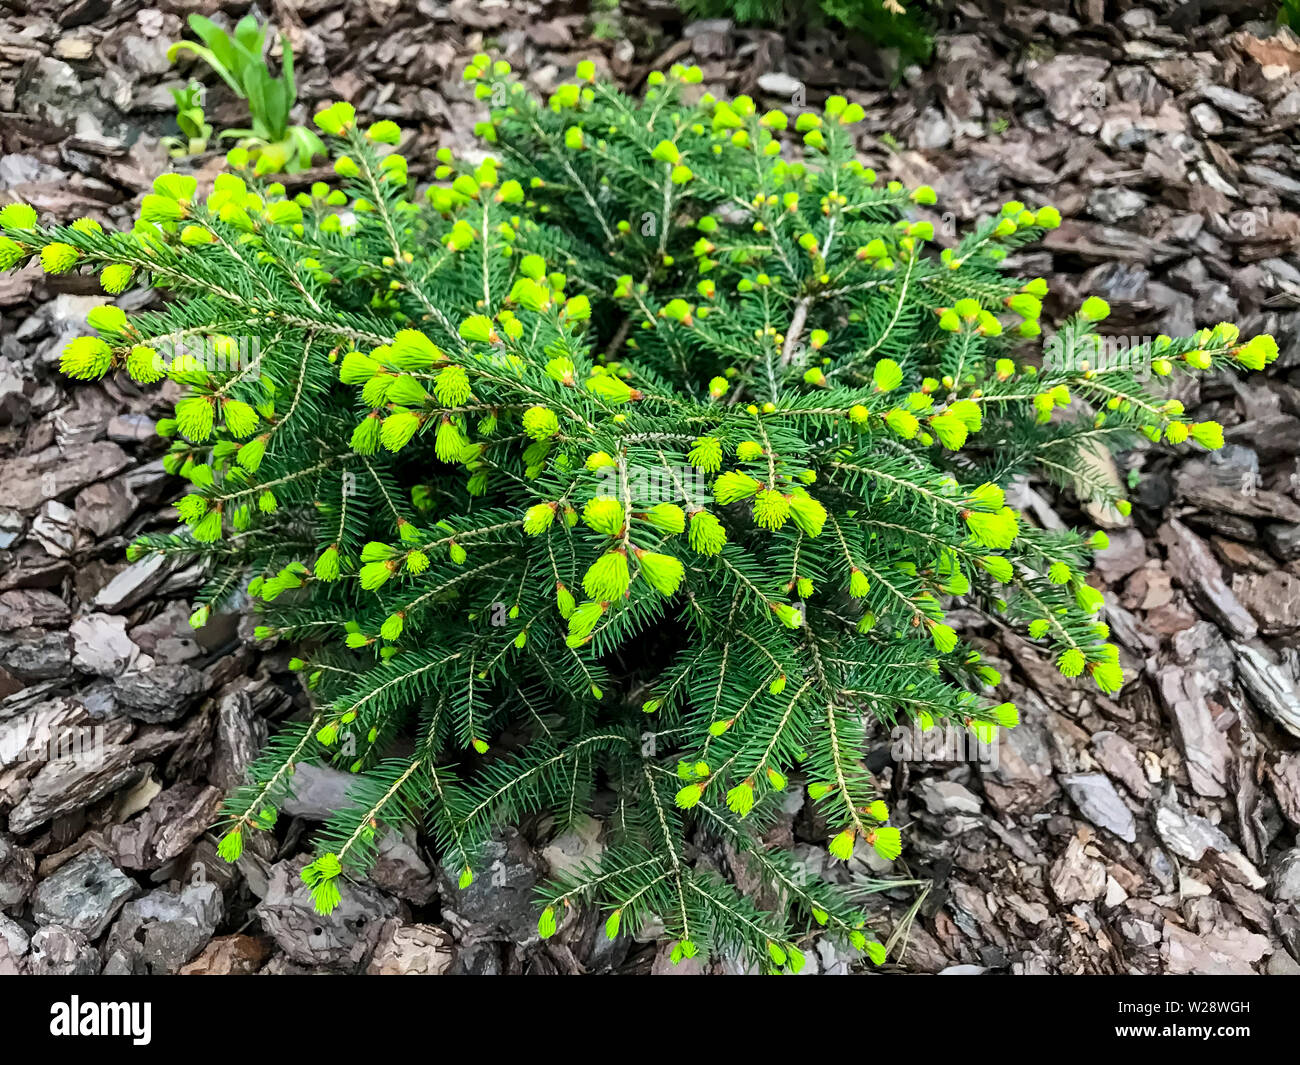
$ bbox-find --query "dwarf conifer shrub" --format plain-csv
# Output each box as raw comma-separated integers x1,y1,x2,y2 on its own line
0,57,1276,972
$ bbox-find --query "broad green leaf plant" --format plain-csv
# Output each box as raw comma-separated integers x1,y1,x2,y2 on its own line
0,57,1275,972
168,13,323,174
161,81,214,159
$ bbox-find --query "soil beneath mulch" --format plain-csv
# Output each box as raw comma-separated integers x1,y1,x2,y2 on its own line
2,0,1300,975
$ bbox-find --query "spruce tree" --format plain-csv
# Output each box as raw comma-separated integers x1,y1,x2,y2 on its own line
0,57,1275,972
